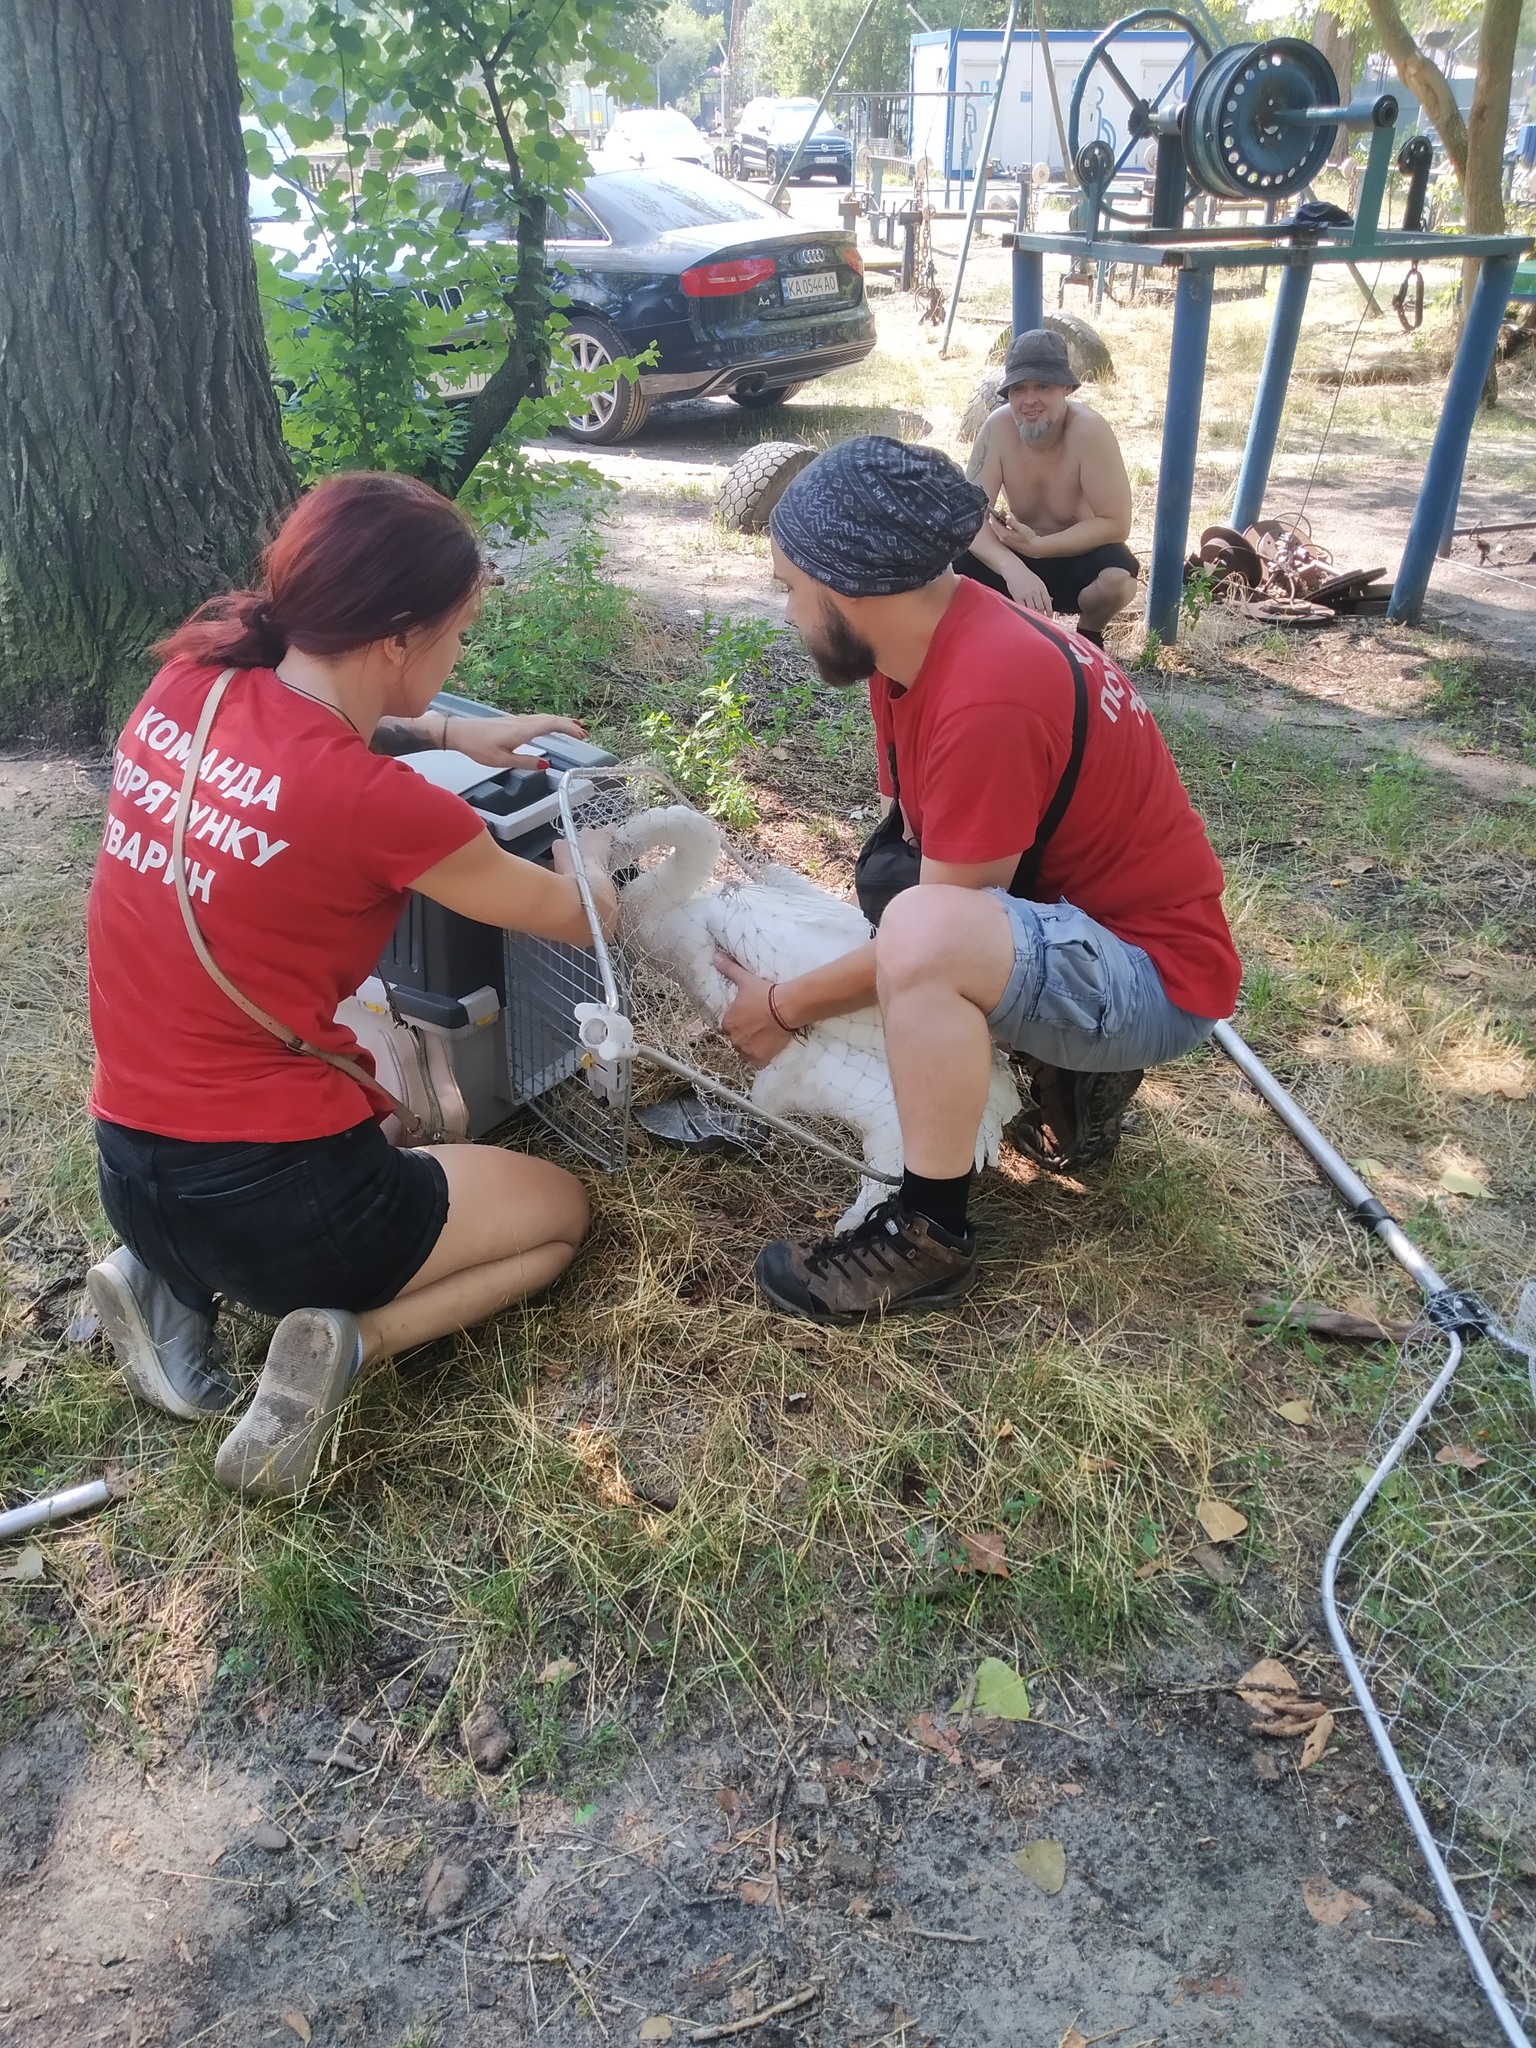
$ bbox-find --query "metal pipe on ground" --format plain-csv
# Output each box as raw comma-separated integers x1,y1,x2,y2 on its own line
0,1476,118,1545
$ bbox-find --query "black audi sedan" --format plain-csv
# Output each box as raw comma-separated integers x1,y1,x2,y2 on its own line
451,164,876,444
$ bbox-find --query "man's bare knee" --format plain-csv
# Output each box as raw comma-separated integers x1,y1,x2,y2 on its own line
1087,568,1137,616
875,885,1011,1001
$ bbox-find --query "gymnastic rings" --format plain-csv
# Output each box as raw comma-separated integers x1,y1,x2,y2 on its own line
1393,261,1425,334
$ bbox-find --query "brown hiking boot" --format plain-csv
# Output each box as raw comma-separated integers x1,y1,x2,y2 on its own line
754,1197,977,1324
1012,1062,1144,1174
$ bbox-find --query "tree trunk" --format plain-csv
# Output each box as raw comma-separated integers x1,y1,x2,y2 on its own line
0,0,296,736
1363,0,1468,182
1311,12,1354,165
1465,0,1520,239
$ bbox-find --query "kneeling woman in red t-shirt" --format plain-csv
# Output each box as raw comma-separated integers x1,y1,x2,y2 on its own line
85,471,619,1498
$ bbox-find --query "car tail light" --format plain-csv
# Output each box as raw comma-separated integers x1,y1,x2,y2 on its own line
680,256,779,297
839,245,865,275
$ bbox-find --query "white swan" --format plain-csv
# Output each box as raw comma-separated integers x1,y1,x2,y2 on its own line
610,805,1021,1222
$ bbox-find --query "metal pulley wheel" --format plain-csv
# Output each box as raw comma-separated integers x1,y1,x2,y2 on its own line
1066,7,1213,226
1182,39,1340,201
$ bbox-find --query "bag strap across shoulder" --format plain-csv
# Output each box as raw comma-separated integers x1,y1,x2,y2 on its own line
169,667,440,1145
1007,610,1090,900
881,608,1090,899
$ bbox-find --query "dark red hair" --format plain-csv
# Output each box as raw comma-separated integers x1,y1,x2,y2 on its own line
156,472,485,669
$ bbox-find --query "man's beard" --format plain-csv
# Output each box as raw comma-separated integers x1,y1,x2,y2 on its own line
802,598,877,688
1016,414,1054,444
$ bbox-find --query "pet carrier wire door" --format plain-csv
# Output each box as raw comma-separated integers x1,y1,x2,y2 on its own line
503,764,906,1201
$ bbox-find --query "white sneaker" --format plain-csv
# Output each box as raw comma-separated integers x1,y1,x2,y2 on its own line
86,1247,236,1420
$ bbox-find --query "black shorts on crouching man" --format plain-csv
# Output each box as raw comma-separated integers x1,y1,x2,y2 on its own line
95,1116,448,1320
953,541,1140,614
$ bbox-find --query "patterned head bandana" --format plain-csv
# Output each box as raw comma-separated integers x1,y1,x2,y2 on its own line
769,436,990,597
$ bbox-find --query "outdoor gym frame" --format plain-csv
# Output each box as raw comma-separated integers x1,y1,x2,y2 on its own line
1008,93,1533,641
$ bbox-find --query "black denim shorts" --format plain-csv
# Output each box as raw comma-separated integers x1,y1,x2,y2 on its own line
95,1117,450,1319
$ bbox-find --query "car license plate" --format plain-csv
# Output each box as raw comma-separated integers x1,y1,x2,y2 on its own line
783,270,838,302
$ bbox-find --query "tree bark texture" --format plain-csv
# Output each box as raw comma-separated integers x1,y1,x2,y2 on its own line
1310,13,1354,164
0,0,296,732
1363,0,1468,182
1465,0,1520,238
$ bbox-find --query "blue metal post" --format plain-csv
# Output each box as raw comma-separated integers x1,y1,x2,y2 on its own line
1146,266,1214,645
1232,253,1314,531
1012,246,1043,335
1388,253,1518,623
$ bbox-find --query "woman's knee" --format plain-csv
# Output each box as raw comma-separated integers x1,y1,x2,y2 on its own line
434,1144,590,1256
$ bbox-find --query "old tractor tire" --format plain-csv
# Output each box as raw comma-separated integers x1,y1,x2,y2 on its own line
984,312,1116,382
717,440,817,534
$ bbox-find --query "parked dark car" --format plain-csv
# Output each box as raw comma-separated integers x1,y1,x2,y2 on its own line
438,164,875,444
730,99,854,186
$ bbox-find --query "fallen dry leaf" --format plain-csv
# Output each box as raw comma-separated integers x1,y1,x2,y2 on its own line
1011,1838,1066,1895
281,2015,312,2046
995,1418,1016,1440
1342,855,1375,875
0,1545,44,1582
960,1530,1010,1578
1301,1874,1370,1926
1436,1165,1492,1199
1060,2029,1090,2048
972,1757,1004,1787
639,2020,675,2044
1236,1658,1299,1710
716,1786,743,1824
910,1711,963,1761
1196,1499,1248,1544
1298,1711,1335,1771
1078,1453,1119,1473
1275,1399,1315,1426
1434,1443,1491,1471
1190,1542,1239,1586
420,1855,471,1925
738,1878,774,1907
536,1657,581,1685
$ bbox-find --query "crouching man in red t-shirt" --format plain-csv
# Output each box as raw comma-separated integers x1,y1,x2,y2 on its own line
715,435,1241,1322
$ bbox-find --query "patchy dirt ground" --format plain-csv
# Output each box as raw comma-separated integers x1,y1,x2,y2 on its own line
0,1674,1499,2048
4,217,1534,2045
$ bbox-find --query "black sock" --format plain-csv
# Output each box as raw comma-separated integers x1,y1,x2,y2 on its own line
1077,625,1105,648
898,1168,972,1237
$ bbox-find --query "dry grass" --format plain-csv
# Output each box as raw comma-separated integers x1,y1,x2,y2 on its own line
2,566,1533,1772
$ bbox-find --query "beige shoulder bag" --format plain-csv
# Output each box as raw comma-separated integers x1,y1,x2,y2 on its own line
169,666,439,1145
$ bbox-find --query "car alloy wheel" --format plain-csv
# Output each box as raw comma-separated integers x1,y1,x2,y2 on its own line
553,316,650,445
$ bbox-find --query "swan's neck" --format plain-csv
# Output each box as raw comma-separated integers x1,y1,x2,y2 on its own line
621,813,720,918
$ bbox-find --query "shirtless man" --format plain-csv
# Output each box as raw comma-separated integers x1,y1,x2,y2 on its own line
955,328,1138,648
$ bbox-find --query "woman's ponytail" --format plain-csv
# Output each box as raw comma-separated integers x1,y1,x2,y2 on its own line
156,589,288,670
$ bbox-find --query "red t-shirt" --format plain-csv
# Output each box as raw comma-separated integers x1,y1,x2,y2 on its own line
870,578,1240,1020
88,660,483,1141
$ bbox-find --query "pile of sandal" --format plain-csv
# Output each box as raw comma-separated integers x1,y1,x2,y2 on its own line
1187,518,1391,625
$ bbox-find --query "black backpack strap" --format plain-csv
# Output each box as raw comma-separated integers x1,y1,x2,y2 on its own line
886,740,900,800
1007,612,1090,900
